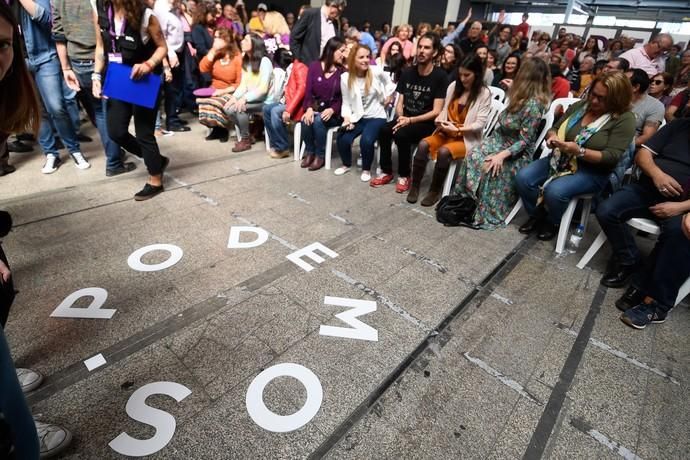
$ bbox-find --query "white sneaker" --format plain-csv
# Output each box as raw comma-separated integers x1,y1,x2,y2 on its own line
41,154,61,174
35,421,72,459
70,152,90,169
334,166,351,176
17,367,44,393
360,171,371,182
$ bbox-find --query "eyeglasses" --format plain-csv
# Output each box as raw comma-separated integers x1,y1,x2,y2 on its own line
651,80,664,85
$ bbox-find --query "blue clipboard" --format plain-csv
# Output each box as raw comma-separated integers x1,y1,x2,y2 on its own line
103,62,162,109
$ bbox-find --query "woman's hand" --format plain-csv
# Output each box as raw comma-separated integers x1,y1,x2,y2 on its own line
164,67,173,83
130,63,151,80
302,108,314,126
649,202,687,219
321,108,335,122
683,213,690,240
500,78,513,89
234,97,247,112
442,121,461,136
282,111,291,124
342,117,354,131
552,139,579,156
483,150,510,177
92,79,102,99
545,133,559,149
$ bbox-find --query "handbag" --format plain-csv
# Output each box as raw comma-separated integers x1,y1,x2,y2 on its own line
435,195,477,227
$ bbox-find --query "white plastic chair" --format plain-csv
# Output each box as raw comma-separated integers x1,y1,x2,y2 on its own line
489,86,506,103
555,193,595,254
576,218,690,306
293,124,339,170
505,97,582,225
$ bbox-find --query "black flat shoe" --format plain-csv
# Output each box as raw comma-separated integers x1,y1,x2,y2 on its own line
601,263,638,288
167,125,191,132
134,183,164,201
519,216,541,234
7,140,33,153
105,162,136,177
615,285,645,311
536,222,558,241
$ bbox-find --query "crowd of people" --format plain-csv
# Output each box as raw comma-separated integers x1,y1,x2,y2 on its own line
1,0,690,457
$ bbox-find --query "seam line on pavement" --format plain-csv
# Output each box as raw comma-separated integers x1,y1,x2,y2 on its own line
522,284,607,460
308,235,535,459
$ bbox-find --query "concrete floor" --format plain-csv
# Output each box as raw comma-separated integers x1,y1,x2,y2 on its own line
2,116,689,459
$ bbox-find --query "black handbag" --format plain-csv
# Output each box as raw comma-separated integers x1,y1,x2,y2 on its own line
435,195,477,227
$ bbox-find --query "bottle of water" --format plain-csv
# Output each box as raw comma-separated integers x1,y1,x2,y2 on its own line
567,224,585,253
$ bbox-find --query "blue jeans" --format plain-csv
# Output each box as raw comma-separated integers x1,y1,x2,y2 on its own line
31,56,81,155
596,178,664,266
337,118,386,171
301,113,342,159
72,60,125,170
0,328,39,459
263,102,289,152
515,157,610,225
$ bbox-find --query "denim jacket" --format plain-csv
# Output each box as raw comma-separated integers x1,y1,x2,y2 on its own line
18,0,57,66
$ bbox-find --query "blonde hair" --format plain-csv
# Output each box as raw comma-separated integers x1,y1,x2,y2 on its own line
262,11,289,35
506,57,552,113
589,72,632,115
347,44,372,94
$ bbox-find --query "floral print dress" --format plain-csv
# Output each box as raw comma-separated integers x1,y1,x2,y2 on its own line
452,97,547,229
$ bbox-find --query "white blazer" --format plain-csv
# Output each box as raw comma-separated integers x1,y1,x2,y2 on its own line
340,66,397,123
436,84,492,153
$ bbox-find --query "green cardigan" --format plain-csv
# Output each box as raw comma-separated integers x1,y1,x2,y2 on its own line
551,100,636,170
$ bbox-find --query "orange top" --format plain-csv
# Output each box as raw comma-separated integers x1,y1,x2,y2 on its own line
199,53,243,90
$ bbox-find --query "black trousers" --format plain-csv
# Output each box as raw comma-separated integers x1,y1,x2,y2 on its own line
377,120,435,177
107,97,164,176
164,51,185,128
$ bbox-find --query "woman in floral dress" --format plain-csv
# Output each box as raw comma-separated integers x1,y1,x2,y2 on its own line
452,58,551,229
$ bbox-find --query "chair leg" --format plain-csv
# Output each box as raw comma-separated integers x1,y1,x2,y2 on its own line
576,231,607,269
581,198,593,234
442,161,457,197
556,198,578,254
264,128,270,149
293,123,302,161
325,128,336,170
505,199,523,225
675,276,690,306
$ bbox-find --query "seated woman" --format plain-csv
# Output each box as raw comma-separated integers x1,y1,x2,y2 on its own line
648,72,673,108
197,27,243,142
515,71,636,240
335,44,396,181
263,50,309,159
491,54,520,90
440,43,462,84
300,37,348,171
408,55,491,207
451,57,551,228
473,45,494,87
222,33,273,152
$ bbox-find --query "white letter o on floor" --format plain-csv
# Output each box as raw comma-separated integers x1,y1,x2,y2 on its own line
246,363,323,433
127,244,184,272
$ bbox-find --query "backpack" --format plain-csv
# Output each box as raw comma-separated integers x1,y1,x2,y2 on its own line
435,195,476,227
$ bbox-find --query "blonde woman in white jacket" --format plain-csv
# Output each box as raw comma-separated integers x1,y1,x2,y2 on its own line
408,55,492,206
334,44,397,182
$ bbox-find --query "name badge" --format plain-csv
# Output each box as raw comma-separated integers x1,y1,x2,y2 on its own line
109,53,123,64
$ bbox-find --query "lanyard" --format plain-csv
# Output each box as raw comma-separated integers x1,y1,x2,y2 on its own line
108,5,127,44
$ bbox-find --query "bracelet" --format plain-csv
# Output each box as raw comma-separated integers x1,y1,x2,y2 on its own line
62,67,72,71
142,61,153,71
91,73,102,81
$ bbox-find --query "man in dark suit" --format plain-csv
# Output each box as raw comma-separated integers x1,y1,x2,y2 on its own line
290,0,346,64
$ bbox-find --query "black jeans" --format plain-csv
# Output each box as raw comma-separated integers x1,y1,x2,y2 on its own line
107,97,164,176
595,177,666,266
377,120,435,177
164,52,185,128
631,214,690,310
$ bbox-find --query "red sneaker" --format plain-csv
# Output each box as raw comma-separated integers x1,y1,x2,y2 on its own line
370,173,394,188
395,177,411,193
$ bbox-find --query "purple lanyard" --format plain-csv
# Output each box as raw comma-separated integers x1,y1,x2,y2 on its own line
108,5,127,51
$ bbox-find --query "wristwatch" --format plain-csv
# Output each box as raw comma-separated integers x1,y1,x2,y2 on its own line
577,146,586,158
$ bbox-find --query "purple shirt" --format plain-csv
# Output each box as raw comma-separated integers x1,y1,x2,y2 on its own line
302,60,343,114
